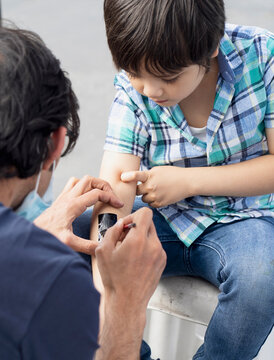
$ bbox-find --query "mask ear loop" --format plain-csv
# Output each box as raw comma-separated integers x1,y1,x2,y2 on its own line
34,165,43,195
47,134,56,173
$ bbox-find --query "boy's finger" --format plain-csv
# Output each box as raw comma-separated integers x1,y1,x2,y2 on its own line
121,170,148,183
136,183,147,196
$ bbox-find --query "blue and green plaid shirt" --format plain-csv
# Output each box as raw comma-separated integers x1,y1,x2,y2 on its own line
104,24,274,247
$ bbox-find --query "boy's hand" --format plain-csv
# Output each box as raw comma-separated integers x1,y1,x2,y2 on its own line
34,175,123,254
121,166,193,207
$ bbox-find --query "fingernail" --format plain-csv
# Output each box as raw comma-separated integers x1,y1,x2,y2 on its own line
121,173,129,181
117,218,123,227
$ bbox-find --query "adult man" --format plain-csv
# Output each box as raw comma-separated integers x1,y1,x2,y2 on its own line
0,25,166,359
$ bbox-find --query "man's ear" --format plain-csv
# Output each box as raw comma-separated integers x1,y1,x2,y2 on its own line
42,126,67,171
211,47,219,58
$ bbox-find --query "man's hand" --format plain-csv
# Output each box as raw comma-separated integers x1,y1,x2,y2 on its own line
121,166,193,207
34,175,123,255
96,207,166,308
94,207,166,360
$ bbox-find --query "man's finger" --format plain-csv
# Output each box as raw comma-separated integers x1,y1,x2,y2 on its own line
123,207,153,239
87,189,123,208
72,189,123,218
60,177,80,194
98,219,125,248
89,177,113,192
66,235,98,256
71,175,114,197
63,189,123,225
121,170,149,183
70,175,97,196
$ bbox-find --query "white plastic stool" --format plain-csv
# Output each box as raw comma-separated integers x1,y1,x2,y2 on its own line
147,276,219,326
144,276,274,360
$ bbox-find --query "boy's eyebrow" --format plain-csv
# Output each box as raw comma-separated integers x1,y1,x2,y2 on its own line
127,68,186,79
160,70,186,79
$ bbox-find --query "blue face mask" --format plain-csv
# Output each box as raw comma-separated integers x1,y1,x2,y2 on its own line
16,163,55,222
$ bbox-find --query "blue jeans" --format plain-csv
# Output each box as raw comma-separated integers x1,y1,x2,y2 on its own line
73,199,274,360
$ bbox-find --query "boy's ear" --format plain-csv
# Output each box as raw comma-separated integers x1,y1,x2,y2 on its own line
211,47,219,58
42,126,67,171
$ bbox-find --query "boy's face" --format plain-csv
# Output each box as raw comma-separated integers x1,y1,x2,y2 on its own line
127,64,206,107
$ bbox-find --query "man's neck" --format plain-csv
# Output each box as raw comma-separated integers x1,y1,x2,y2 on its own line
0,177,34,209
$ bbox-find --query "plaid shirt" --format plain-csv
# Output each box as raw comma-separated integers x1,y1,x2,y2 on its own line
104,24,274,247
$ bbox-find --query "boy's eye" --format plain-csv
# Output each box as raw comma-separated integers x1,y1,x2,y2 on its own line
162,76,179,84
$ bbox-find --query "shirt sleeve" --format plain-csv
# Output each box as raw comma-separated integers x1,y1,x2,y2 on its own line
263,31,274,128
104,87,149,158
20,258,100,360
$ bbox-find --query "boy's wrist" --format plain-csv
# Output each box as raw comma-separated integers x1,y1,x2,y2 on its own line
178,167,202,198
188,167,212,197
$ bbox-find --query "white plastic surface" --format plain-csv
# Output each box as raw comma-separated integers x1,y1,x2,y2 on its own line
144,309,206,360
145,276,274,359
148,276,219,326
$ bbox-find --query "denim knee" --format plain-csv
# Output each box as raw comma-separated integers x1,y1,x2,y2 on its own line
226,253,274,312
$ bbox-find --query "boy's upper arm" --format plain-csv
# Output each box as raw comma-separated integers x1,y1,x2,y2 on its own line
90,151,141,241
266,128,274,154
263,32,274,129
264,34,274,154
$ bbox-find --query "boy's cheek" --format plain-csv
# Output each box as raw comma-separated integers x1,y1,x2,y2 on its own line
130,80,142,94
127,77,143,94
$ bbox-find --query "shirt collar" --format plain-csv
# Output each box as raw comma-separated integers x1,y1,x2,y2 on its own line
114,71,147,111
218,29,244,84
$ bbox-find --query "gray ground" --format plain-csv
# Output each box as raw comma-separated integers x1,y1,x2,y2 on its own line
2,0,274,197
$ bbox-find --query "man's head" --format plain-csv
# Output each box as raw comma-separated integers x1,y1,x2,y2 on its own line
0,25,80,181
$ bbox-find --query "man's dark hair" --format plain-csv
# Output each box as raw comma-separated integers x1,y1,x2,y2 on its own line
104,0,225,75
0,24,80,179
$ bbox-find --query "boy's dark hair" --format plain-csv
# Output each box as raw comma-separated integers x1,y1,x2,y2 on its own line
0,24,80,179
104,0,225,75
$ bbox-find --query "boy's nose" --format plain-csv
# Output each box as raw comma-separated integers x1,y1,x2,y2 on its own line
143,81,164,99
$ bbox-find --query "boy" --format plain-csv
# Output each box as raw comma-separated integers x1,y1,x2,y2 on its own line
91,0,274,359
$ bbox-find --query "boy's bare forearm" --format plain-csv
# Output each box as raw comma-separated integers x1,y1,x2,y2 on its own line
90,151,141,332
191,154,274,198
90,151,140,242
121,129,274,207
90,175,137,296
187,128,274,198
